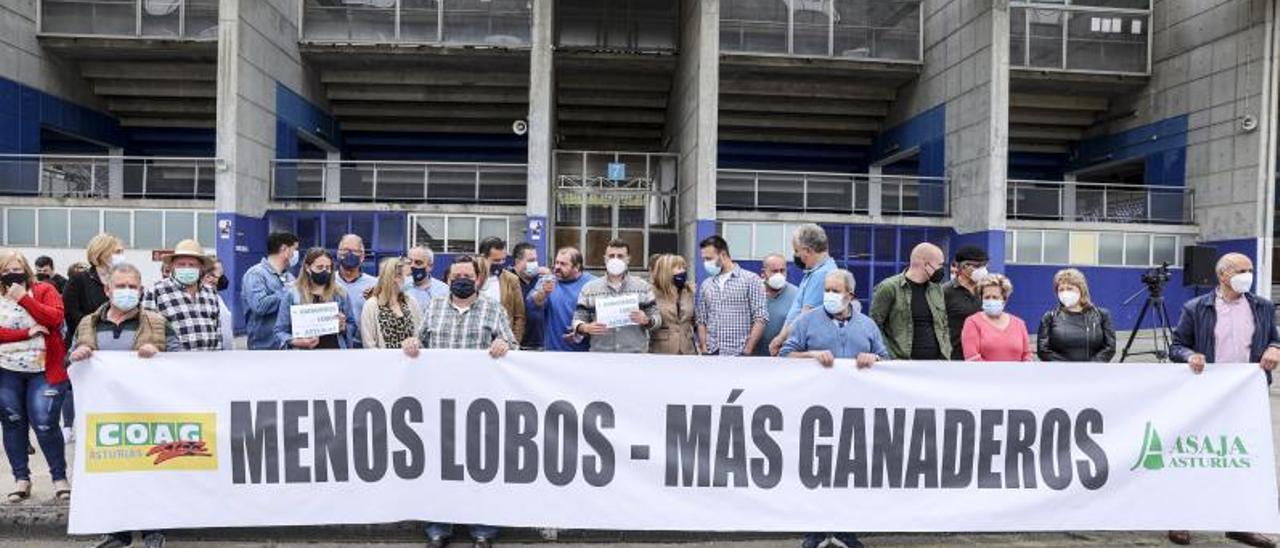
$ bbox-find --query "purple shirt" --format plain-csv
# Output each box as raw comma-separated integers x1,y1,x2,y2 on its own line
1213,291,1255,364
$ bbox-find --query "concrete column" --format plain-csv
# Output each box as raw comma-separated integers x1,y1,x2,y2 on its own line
324,150,341,203
1062,172,1077,221
107,146,124,199
668,0,720,268
868,165,883,220
526,0,554,260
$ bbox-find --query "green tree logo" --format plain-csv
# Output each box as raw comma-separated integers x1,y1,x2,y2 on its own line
1131,421,1165,471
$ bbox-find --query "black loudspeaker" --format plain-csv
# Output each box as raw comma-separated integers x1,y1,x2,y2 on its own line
1183,245,1217,287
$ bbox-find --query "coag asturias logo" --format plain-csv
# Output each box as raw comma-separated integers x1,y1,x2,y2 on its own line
85,413,217,473
1131,421,1250,471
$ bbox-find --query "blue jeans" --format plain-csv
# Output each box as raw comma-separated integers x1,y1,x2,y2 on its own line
0,370,67,481
425,523,498,542
61,382,74,428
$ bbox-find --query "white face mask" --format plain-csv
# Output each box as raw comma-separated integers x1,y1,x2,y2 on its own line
605,257,627,276
1230,272,1254,294
970,267,989,282
766,273,787,290
110,253,127,267
1058,289,1081,308
822,291,847,314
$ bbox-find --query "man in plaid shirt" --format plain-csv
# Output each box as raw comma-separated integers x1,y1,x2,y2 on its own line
403,254,514,547
143,239,222,352
697,235,767,356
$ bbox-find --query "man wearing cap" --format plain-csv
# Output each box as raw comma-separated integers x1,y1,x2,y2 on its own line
143,239,223,352
942,245,989,361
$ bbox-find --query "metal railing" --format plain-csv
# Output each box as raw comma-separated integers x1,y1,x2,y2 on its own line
1007,179,1194,225
0,154,215,200
716,169,949,217
271,159,527,205
1010,2,1151,75
300,0,531,46
720,0,922,61
38,0,218,39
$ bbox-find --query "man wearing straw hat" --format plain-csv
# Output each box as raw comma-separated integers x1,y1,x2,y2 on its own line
143,239,223,352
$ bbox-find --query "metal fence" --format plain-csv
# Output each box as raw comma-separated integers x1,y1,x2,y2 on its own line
1010,1,1151,75
1007,179,1194,224
720,0,922,61
0,155,215,200
716,169,949,217
300,0,531,46
271,159,527,205
38,0,218,39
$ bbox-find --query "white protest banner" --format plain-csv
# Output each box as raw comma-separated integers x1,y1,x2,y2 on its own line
69,351,1280,535
289,302,339,338
595,294,639,328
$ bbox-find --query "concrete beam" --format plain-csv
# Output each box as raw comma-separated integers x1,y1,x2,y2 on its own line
719,113,881,133
1008,125,1084,142
319,69,528,87
557,78,674,93
718,129,872,146
119,116,215,128
95,81,216,98
557,107,668,124
1009,93,1109,111
330,103,528,120
719,81,897,101
325,85,529,104
557,124,664,139
339,120,517,133
1008,142,1072,154
81,61,217,81
1008,108,1097,127
719,98,889,117
558,89,668,109
107,98,217,115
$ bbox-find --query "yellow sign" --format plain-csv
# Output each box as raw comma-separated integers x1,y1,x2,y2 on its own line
84,413,218,473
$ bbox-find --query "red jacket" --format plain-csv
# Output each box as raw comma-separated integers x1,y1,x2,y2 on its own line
0,282,68,384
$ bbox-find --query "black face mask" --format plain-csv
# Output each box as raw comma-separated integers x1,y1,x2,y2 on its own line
489,262,504,277
450,277,477,299
309,271,332,286
1,273,26,287
672,272,688,289
35,273,50,282
411,267,429,283
929,266,945,284
216,274,229,292
793,254,806,270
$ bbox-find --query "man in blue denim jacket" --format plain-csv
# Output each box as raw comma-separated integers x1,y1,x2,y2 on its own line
240,232,299,350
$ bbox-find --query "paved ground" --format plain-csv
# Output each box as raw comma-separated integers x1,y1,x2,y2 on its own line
0,333,1272,546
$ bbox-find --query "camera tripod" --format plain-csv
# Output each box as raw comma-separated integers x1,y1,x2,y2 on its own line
1118,278,1175,363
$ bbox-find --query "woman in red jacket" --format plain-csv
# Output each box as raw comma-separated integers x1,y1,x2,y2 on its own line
0,251,69,502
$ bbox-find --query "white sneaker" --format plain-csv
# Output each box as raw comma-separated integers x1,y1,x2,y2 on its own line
62,427,75,444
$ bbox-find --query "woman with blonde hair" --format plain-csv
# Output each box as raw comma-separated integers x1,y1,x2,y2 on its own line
274,248,356,349
360,257,423,349
960,273,1032,362
1037,268,1116,362
0,250,70,502
648,254,696,355
62,233,125,345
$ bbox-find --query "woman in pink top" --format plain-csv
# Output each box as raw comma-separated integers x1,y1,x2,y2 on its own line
961,274,1032,362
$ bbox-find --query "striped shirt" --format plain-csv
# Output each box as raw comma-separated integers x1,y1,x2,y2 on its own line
417,295,517,350
572,275,662,353
696,266,768,356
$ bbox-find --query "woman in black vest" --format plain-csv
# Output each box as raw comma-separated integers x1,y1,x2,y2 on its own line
1037,268,1116,362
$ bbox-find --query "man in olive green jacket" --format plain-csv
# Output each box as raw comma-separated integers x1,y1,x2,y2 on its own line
869,243,951,360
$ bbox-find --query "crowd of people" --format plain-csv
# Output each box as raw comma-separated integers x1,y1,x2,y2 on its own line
0,222,1274,548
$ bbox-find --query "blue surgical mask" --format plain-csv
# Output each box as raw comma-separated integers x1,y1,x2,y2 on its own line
523,261,539,277
288,248,300,268
703,259,721,277
111,287,140,311
173,267,201,286
822,291,846,315
982,299,1004,317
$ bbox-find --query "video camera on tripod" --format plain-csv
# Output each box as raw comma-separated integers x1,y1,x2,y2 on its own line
1120,262,1175,362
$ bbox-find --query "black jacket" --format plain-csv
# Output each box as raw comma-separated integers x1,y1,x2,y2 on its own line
62,268,109,348
1037,306,1116,362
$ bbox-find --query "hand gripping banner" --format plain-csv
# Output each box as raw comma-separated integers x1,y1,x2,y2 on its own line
68,350,1280,534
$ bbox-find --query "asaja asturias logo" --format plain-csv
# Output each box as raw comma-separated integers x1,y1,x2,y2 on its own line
85,413,217,473
1131,421,1250,471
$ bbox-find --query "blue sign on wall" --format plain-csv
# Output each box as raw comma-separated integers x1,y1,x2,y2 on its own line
607,162,626,181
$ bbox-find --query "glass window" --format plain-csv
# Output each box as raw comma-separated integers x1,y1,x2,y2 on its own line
38,209,69,247
447,217,477,253
478,218,507,243
753,223,785,260
104,211,132,246
1152,235,1178,266
198,213,216,250
1005,230,1016,262
1015,230,1042,264
1043,231,1070,264
5,209,35,246
1124,233,1151,266
1069,232,1099,265
164,211,195,248
1099,233,1125,265
69,209,101,248
723,223,754,258
134,211,165,250
413,216,446,251
376,214,405,252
